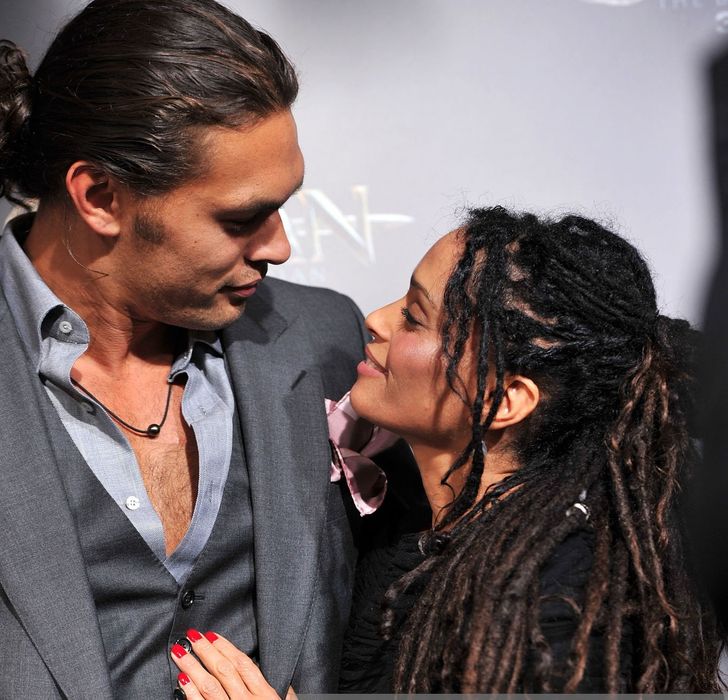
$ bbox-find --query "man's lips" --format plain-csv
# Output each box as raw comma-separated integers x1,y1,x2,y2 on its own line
223,280,261,298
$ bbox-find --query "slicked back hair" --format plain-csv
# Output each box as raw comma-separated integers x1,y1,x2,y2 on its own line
0,0,298,205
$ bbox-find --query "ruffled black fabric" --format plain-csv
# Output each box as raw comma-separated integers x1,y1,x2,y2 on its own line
339,529,633,693
339,531,425,693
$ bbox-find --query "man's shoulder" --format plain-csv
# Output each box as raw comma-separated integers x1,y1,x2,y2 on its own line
260,276,354,304
223,278,367,393
257,276,362,323
222,277,366,356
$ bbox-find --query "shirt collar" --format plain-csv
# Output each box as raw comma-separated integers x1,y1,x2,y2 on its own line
0,213,86,371
171,329,223,376
0,212,223,375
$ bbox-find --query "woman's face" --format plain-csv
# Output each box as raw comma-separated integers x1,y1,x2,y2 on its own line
350,230,475,449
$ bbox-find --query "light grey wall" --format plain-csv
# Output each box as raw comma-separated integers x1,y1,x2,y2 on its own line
2,0,722,320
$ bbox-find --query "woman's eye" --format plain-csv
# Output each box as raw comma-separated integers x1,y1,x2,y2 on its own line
400,306,420,328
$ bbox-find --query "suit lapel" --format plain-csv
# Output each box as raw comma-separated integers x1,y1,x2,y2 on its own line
222,288,332,694
0,307,113,698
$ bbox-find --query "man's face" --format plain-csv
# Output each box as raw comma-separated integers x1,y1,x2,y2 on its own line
112,109,304,330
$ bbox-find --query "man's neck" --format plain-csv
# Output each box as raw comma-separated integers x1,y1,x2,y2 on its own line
23,202,178,373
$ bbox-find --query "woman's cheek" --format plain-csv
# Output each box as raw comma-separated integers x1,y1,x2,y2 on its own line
385,337,442,407
390,335,440,377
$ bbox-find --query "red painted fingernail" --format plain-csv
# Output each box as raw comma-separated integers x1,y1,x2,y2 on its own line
204,631,218,642
171,643,187,658
186,628,203,642
178,673,190,686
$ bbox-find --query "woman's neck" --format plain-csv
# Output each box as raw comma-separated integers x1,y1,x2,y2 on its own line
410,433,518,527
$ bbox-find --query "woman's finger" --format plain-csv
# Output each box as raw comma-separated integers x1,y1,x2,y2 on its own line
201,631,277,697
185,628,276,698
176,672,205,700
170,641,236,699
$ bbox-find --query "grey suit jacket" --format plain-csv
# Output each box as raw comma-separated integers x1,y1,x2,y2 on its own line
0,277,367,698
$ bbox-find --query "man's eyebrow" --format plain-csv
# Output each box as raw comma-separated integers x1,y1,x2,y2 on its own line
218,179,304,217
410,275,434,305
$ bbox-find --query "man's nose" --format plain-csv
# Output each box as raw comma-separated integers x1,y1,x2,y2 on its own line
245,211,291,265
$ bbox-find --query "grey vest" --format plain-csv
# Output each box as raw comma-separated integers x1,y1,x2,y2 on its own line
57,410,256,699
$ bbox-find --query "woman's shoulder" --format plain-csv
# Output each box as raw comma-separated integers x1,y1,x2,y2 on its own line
533,529,634,691
538,528,595,622
540,530,595,593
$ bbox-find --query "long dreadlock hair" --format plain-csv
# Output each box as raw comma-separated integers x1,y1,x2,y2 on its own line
386,206,720,692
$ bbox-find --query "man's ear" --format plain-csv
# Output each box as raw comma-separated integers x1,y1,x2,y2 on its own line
64,161,124,237
489,376,540,430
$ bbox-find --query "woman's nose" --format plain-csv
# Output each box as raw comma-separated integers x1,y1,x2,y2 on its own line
364,299,402,341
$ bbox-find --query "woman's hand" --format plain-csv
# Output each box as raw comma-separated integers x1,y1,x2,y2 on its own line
170,629,289,699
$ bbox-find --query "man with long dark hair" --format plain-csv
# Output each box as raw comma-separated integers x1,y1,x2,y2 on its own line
0,1,366,696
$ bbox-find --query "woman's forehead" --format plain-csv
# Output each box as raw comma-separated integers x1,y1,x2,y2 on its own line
413,231,465,290
423,230,463,267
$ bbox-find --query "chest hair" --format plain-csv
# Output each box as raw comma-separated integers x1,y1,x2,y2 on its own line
128,416,199,556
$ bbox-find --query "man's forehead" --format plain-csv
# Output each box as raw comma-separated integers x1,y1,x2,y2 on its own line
174,113,304,205
196,112,299,156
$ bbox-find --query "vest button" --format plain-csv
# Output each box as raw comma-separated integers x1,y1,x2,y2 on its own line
174,637,192,653
173,689,186,700
181,590,196,609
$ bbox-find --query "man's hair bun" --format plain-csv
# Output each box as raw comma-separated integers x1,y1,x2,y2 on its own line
0,40,34,205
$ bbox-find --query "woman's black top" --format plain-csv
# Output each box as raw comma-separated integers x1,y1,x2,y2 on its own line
339,530,424,693
339,528,633,693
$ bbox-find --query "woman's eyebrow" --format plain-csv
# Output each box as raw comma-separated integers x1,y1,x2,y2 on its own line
410,275,434,306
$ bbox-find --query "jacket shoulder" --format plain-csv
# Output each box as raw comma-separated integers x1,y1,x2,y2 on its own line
261,277,361,320
259,277,366,347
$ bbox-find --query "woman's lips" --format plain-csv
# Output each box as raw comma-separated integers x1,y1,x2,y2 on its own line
357,348,387,377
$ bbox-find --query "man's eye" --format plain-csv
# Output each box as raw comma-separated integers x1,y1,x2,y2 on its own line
400,306,420,328
222,212,269,234
223,220,256,234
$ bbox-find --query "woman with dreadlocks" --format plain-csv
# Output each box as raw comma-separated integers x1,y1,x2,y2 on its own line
337,206,721,693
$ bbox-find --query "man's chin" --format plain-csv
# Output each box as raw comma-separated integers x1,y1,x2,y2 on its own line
169,301,248,332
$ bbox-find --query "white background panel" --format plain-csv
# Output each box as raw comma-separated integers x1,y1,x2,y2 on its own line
1,0,723,320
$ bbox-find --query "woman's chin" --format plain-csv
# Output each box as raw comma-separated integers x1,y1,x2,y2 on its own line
349,382,371,419
351,382,389,429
